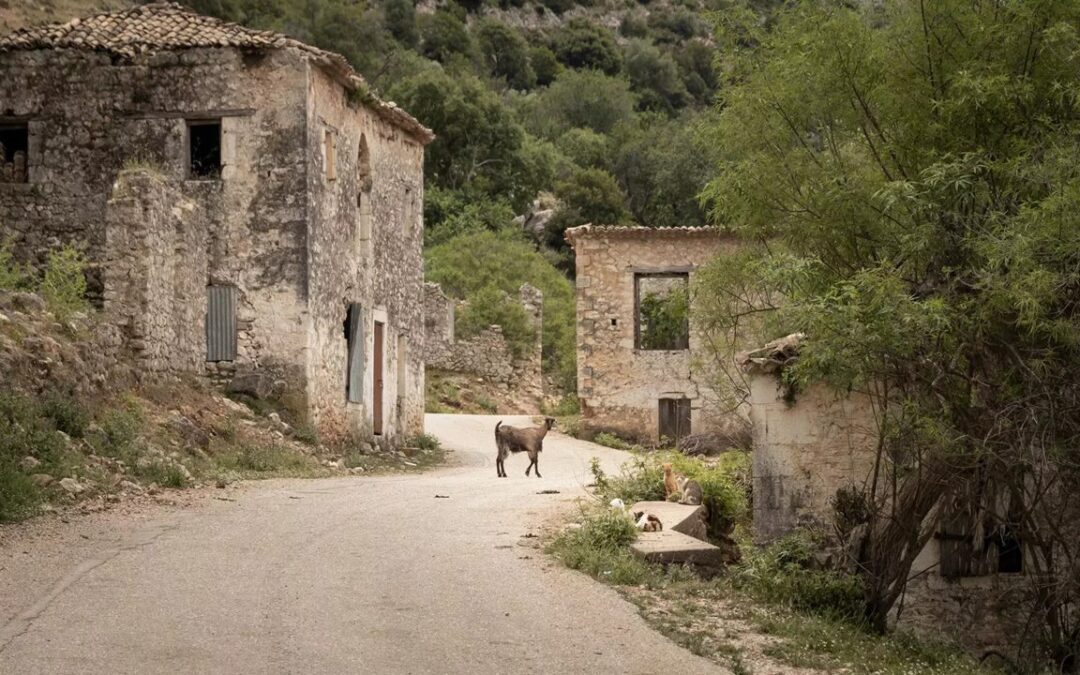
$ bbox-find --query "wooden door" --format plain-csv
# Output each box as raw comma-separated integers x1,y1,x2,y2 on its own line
373,321,385,435
658,398,691,445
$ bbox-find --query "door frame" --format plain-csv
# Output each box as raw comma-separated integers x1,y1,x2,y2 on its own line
373,320,385,435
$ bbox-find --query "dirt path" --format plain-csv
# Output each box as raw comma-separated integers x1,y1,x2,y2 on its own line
0,413,727,674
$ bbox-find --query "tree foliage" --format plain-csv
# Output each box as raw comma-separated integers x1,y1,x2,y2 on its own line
551,20,623,75
476,19,536,90
698,1,1080,660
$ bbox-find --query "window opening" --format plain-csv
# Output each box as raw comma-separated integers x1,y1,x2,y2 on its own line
345,303,364,403
324,129,337,181
635,273,689,350
188,121,222,179
206,285,237,361
0,124,28,183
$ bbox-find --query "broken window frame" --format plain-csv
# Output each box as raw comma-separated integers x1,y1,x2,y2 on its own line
0,123,29,184
936,512,1023,578
187,119,222,180
634,272,691,351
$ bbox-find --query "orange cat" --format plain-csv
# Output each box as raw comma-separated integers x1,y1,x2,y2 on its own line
662,463,679,500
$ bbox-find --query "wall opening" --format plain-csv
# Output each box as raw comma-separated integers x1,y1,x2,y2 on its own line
324,129,337,182
937,513,1024,578
188,120,222,179
0,124,29,183
206,285,237,362
344,303,364,403
635,273,689,350
357,134,373,241
658,397,690,444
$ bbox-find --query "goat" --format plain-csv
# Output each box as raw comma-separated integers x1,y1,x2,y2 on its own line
494,417,555,478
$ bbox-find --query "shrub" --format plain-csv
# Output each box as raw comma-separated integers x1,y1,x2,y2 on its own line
0,459,41,522
40,245,89,321
548,507,650,585
476,19,536,90
528,46,561,86
41,391,90,438
523,69,636,139
0,237,31,291
408,433,442,452
551,19,622,75
732,532,867,623
593,432,635,451
216,442,317,474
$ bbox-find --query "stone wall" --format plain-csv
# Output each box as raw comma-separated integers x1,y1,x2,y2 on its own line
744,373,879,543
744,361,1035,656
304,64,427,445
566,225,737,442
0,43,428,446
422,282,543,389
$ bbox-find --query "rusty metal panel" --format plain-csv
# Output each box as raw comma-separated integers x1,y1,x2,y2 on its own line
206,285,237,362
659,397,691,445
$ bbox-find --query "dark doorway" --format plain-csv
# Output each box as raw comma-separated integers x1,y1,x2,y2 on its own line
344,304,364,403
373,321,385,435
658,398,691,445
188,120,222,179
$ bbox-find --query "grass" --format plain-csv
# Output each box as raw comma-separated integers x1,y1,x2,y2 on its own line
545,459,987,675
213,441,321,477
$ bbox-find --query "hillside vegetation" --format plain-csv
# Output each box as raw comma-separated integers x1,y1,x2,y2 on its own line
175,0,741,390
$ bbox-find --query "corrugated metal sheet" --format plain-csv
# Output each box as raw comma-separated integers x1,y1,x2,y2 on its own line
347,304,364,403
206,285,237,362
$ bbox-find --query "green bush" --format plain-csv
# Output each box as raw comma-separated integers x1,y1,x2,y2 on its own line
551,19,622,75
40,245,89,321
0,237,31,291
590,451,749,527
732,532,867,623
593,431,635,451
41,391,90,438
0,459,41,522
548,507,650,585
408,433,442,452
136,460,189,488
455,286,536,359
216,442,318,474
425,229,577,389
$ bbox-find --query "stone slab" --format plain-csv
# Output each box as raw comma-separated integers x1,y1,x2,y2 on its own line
629,501,707,541
630,530,727,574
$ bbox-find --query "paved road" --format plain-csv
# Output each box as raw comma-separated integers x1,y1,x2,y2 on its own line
0,414,725,674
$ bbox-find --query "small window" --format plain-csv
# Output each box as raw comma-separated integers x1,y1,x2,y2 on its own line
937,514,1023,578
188,121,222,179
324,129,337,182
344,303,364,403
635,273,690,350
0,124,29,184
206,285,237,362
357,134,371,190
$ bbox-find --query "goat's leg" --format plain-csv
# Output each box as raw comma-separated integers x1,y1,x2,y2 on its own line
534,455,541,478
525,457,533,477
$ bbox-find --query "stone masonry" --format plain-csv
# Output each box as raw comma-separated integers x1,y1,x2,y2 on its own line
0,3,433,446
565,225,737,442
422,282,543,389
740,334,1032,655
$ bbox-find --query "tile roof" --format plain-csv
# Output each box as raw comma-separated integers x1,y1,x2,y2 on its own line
564,224,725,243
0,2,433,143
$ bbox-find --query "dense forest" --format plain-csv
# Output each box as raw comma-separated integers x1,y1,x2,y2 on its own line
180,0,743,389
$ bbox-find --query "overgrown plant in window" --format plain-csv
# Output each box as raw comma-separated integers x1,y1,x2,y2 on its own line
636,275,688,350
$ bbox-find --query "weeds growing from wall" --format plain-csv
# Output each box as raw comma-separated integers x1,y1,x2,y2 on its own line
41,246,89,321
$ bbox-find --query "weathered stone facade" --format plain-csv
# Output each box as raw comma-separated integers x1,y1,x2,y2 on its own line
566,225,737,442
422,281,543,387
741,337,1033,655
0,4,431,446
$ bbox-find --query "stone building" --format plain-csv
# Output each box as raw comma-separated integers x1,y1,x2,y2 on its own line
740,334,1031,654
566,225,737,443
0,3,433,445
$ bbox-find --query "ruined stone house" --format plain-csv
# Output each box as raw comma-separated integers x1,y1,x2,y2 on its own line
740,334,1032,654
566,225,737,443
422,282,543,392
0,3,433,445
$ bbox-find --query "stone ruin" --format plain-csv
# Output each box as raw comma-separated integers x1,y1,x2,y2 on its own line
422,282,544,399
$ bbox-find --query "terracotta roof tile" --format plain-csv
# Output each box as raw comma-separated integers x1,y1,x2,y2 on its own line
0,2,433,143
564,224,724,243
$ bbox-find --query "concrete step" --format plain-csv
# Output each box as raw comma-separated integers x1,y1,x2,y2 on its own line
630,530,728,575
628,500,707,540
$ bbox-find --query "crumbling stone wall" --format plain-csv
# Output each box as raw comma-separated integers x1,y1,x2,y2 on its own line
422,282,543,389
0,36,428,446
744,361,1032,655
566,225,736,442
304,64,426,446
743,373,879,543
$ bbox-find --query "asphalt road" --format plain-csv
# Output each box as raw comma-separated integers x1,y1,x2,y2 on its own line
0,413,725,674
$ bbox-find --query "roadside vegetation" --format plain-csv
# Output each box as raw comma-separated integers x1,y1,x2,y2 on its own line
0,243,445,523
548,453,988,674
